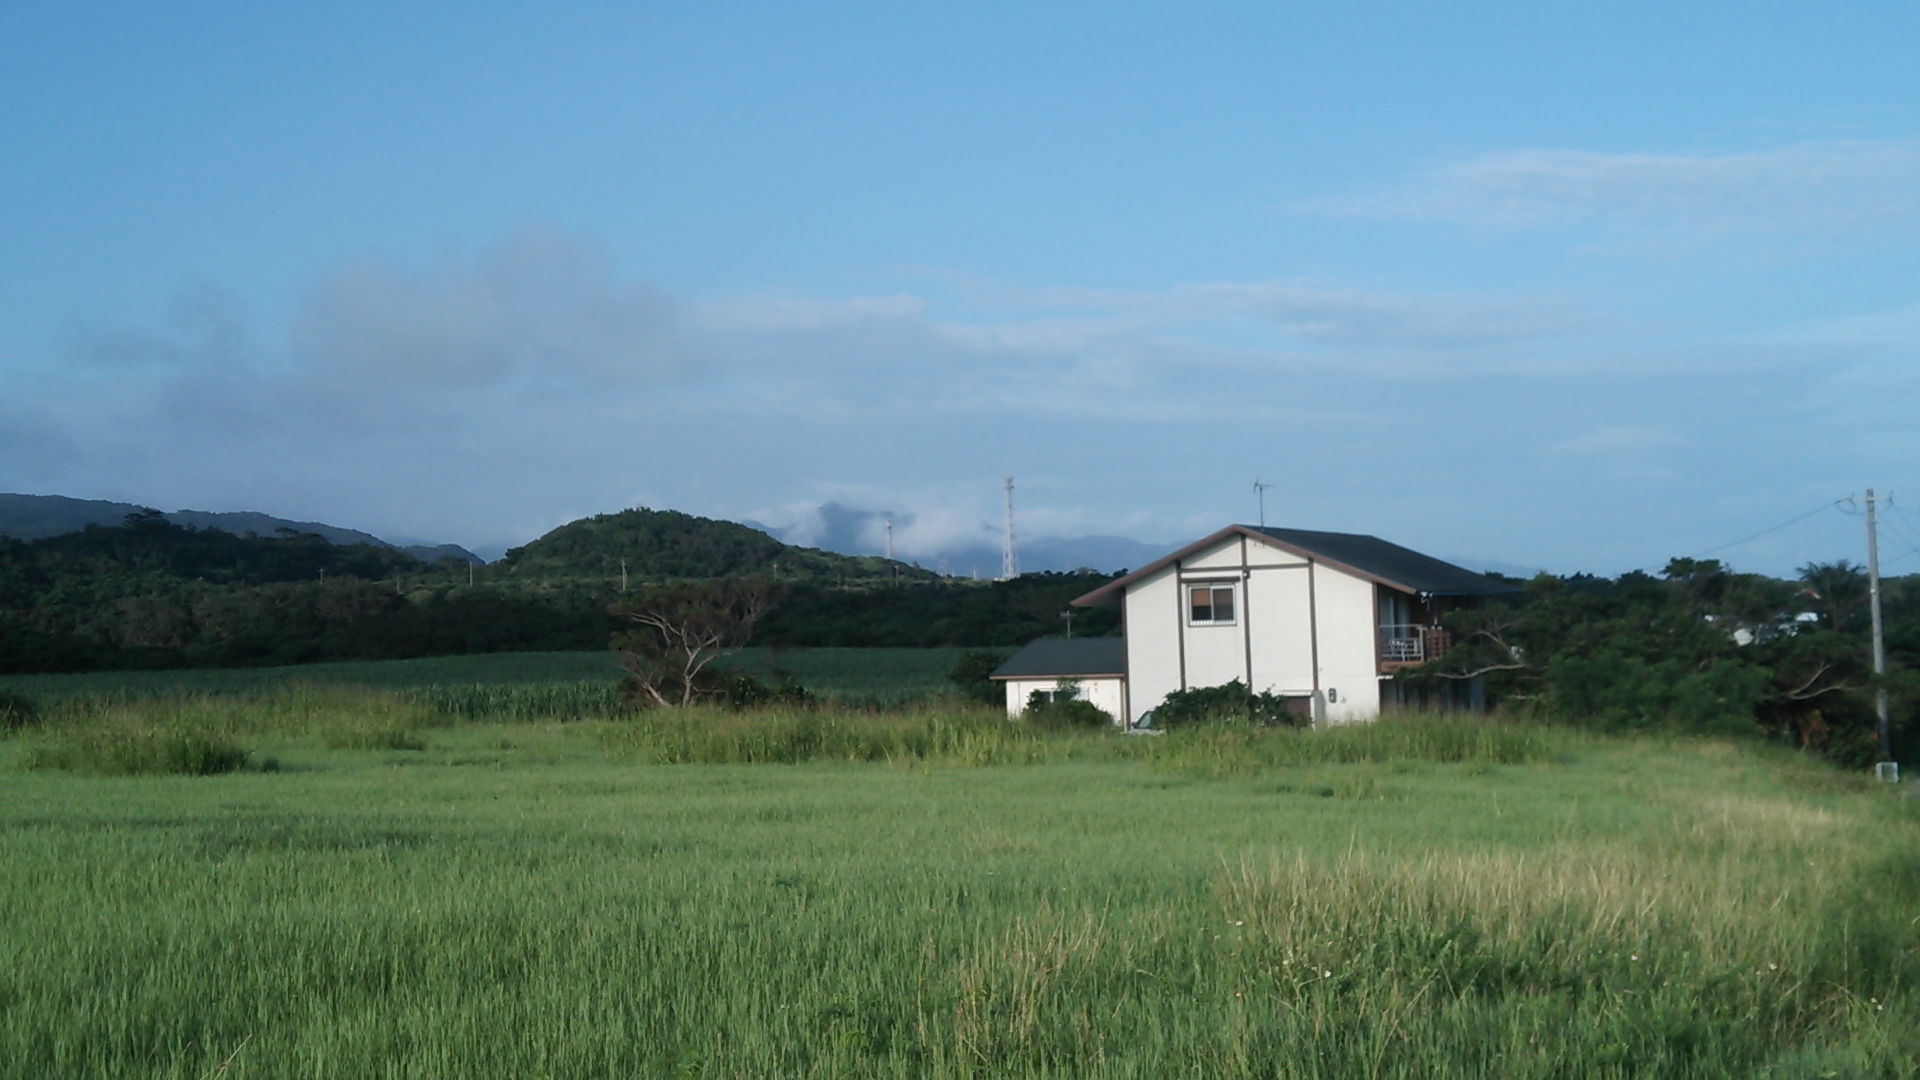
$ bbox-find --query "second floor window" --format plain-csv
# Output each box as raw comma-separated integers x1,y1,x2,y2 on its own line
1189,583,1236,625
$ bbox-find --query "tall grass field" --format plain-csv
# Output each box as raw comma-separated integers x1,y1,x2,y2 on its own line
2,676,1917,1077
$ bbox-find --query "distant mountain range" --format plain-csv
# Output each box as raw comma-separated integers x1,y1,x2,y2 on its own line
0,493,482,565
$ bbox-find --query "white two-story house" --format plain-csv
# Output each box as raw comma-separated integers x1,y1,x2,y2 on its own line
1017,524,1517,726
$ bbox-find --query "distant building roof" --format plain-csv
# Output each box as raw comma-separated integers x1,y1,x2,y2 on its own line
989,637,1127,679
1072,525,1520,607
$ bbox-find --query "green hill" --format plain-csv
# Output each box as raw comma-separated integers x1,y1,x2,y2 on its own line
499,507,935,586
0,493,479,563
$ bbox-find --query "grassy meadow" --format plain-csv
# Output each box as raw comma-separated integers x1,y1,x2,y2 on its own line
1,662,1918,1077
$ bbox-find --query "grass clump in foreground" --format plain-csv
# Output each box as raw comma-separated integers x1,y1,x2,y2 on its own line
19,727,253,776
597,705,1570,770
2,694,1918,1077
9,685,455,774
599,701,1051,764
1139,711,1566,774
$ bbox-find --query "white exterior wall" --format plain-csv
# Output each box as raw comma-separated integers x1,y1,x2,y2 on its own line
1181,543,1247,571
1121,564,1182,728
1245,561,1313,694
1121,532,1386,724
1001,676,1126,725
1310,563,1381,722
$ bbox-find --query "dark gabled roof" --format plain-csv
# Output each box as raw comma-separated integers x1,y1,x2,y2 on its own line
1071,524,1520,607
989,637,1127,680
1250,527,1519,597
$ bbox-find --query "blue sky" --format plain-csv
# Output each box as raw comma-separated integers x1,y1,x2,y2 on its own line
4,2,1919,573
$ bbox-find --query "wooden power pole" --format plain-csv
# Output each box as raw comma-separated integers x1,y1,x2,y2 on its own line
1865,490,1891,771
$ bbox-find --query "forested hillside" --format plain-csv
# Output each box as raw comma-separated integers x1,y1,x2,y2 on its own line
499,507,930,585
0,492,481,563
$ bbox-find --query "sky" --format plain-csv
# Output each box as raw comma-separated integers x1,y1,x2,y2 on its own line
3,2,1919,574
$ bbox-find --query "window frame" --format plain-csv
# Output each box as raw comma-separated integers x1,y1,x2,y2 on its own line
1186,581,1238,626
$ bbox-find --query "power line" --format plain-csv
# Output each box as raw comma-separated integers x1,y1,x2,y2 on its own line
1694,499,1847,557
1881,519,1920,554
1880,496,1920,551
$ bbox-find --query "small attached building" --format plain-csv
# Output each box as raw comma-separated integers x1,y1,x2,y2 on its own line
989,637,1128,721
1071,525,1518,726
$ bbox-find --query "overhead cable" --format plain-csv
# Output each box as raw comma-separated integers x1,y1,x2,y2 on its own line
1693,499,1846,558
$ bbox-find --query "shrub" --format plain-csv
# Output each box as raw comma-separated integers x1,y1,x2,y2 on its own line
1022,690,1112,730
1152,679,1305,729
722,671,814,709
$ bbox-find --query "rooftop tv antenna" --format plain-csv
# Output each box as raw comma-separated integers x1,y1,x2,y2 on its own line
1253,480,1275,527
1001,476,1019,580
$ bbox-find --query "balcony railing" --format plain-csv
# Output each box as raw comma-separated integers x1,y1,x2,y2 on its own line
1379,624,1451,666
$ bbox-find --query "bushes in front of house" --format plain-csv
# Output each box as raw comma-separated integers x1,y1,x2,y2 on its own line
1150,679,1307,730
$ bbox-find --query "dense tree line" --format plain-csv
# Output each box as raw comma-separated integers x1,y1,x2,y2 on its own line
755,573,1122,647
1423,557,1919,765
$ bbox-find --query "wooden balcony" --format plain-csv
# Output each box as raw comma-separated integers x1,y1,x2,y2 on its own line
1379,624,1451,672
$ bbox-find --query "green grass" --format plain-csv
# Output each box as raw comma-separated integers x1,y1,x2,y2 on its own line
0,646,966,705
721,646,971,704
0,651,628,701
2,700,1917,1077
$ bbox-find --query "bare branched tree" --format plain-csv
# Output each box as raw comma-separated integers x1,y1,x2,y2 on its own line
1427,610,1535,681
612,577,779,707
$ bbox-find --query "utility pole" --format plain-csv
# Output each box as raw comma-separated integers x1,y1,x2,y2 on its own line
1866,489,1892,768
884,515,893,561
620,557,628,594
468,561,474,587
1002,476,1019,580
1254,480,1275,528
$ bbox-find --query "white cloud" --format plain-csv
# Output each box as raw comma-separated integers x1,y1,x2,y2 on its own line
293,227,688,389
1307,138,1920,238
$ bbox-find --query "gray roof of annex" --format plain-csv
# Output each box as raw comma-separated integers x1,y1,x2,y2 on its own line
989,637,1127,680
